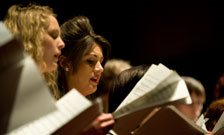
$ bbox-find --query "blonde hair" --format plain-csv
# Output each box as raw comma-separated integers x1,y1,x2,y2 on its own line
103,59,132,80
4,4,61,99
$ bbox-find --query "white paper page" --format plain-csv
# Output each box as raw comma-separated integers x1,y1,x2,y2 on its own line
7,57,57,132
196,114,209,132
114,72,191,118
0,22,13,46
116,63,172,111
116,64,167,111
8,89,92,135
153,73,191,103
56,89,92,118
157,63,171,73
158,63,192,104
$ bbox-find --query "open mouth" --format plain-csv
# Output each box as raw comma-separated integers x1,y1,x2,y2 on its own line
54,53,61,62
90,77,99,85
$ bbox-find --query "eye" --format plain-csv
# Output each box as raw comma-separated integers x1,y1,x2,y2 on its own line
86,59,96,66
48,30,59,39
50,32,58,39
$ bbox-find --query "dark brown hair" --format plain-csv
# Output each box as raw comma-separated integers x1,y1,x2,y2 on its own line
108,65,149,113
213,73,224,101
57,16,111,97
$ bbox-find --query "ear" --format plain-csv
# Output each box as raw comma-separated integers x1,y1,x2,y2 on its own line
58,55,71,71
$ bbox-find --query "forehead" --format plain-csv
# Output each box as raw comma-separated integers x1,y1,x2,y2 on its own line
86,43,103,55
47,15,60,30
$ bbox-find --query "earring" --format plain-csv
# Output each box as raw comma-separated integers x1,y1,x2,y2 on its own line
65,68,69,71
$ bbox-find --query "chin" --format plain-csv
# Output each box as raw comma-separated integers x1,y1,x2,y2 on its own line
89,87,97,94
91,88,97,94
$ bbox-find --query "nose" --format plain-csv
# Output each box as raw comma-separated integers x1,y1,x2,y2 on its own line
58,37,65,50
95,62,104,74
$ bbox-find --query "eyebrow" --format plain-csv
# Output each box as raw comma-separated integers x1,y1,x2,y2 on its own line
86,54,104,61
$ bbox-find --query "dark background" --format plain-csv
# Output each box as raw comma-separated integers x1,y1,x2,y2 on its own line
1,1,224,111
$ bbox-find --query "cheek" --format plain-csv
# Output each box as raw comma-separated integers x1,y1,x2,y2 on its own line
177,104,190,112
42,38,56,52
78,64,92,76
44,44,54,53
75,70,89,83
196,105,203,112
81,72,91,84
42,47,53,62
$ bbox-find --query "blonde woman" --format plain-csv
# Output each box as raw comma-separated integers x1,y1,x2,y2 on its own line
4,4,65,99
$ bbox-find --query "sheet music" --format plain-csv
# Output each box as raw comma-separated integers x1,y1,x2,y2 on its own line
8,89,92,135
115,64,172,111
114,64,191,118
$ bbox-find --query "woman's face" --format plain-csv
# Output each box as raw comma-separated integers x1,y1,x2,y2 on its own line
42,15,65,72
67,43,104,96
